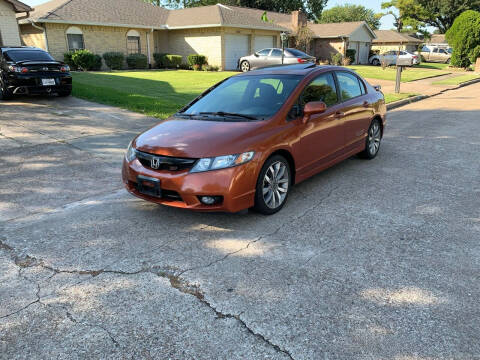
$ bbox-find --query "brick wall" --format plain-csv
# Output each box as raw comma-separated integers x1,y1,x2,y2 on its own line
19,23,46,49
167,27,222,68
44,23,153,66
0,0,21,46
313,39,345,62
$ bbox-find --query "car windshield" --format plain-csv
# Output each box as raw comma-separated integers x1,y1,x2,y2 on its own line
4,50,55,62
286,48,309,57
181,75,302,120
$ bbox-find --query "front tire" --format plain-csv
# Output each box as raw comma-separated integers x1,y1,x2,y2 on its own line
359,118,382,159
240,60,250,72
253,155,291,215
372,58,380,66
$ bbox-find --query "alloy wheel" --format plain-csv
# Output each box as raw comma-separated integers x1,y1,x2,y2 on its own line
368,121,381,156
241,61,250,72
262,161,289,209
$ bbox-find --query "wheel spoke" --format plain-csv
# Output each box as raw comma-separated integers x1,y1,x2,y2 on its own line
262,187,270,195
277,165,285,179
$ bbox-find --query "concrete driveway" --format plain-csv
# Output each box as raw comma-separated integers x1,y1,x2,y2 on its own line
1,86,479,359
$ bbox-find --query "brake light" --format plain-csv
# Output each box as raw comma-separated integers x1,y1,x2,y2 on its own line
297,58,307,63
413,55,418,59
8,65,29,73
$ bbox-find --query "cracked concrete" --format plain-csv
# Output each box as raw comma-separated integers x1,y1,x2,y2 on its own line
2,86,480,359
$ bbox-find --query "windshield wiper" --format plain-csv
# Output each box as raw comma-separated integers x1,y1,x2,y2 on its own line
199,112,257,120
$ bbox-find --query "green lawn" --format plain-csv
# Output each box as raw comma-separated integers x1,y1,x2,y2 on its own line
347,65,450,82
415,63,450,70
72,70,236,119
384,93,419,104
432,74,480,85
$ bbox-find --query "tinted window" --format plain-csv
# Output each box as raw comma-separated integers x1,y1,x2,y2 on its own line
270,49,283,57
183,75,301,119
422,46,430,52
439,49,447,54
67,34,84,52
336,72,363,101
257,49,271,56
286,48,308,57
301,72,338,107
433,48,438,53
4,50,54,62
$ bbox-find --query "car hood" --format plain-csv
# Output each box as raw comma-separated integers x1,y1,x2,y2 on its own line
134,116,268,158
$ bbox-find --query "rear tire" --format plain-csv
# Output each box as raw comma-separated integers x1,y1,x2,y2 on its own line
240,60,250,72
359,118,382,159
0,82,13,100
58,90,71,97
253,155,291,215
372,58,380,66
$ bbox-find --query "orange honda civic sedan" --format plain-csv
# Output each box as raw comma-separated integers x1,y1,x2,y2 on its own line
122,63,386,214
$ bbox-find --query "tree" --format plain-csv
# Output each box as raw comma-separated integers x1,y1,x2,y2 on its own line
146,0,328,21
445,10,480,67
403,0,480,33
318,4,381,30
380,0,426,34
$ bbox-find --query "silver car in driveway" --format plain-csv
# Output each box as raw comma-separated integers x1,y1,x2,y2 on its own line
238,48,316,72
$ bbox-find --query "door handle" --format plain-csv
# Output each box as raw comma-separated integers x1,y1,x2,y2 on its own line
362,101,369,108
334,111,345,118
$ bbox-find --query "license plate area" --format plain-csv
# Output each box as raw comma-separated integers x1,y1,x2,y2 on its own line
41,78,56,86
136,175,162,198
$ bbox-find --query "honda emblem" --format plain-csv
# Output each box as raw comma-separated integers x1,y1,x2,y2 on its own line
151,157,160,169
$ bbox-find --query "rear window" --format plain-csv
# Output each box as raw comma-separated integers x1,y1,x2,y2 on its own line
286,48,309,57
4,50,55,62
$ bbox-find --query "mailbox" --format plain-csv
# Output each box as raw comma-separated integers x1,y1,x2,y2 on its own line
396,57,413,66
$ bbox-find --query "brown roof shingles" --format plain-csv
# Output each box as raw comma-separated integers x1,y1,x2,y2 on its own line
5,0,32,13
372,30,422,44
308,21,371,38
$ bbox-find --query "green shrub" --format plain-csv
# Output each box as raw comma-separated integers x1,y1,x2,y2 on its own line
166,54,183,68
201,64,219,71
153,53,167,68
331,52,343,66
63,51,77,70
71,50,98,71
446,10,480,68
92,54,102,71
126,53,148,69
346,49,356,63
469,45,480,64
187,54,207,68
103,52,124,70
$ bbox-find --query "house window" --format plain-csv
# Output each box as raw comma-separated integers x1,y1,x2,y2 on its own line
66,27,84,51
127,30,141,54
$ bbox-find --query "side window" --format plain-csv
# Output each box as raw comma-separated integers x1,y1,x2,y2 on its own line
301,72,338,107
439,49,446,54
270,49,282,57
257,49,271,56
336,72,363,101
66,26,85,52
127,30,141,54
433,48,438,53
422,46,430,52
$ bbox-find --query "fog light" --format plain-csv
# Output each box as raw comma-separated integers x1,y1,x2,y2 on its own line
199,196,222,205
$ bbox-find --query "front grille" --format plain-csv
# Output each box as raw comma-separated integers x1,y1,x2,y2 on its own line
27,65,62,72
135,150,197,171
128,180,183,202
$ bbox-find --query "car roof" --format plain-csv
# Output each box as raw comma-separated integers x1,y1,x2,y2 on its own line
239,64,350,76
1,46,44,51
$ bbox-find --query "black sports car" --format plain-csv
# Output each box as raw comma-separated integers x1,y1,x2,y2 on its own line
0,46,72,100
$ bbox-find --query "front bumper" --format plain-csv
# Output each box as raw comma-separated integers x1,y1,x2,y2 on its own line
6,73,72,95
122,156,259,213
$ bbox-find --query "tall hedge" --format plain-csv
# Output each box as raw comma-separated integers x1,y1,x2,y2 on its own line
126,53,148,69
445,10,480,68
71,50,98,71
187,54,207,67
103,52,124,70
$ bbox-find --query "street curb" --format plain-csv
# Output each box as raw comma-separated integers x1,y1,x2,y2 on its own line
386,95,427,110
387,76,480,111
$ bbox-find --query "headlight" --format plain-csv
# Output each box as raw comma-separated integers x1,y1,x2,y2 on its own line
190,151,254,173
125,141,136,162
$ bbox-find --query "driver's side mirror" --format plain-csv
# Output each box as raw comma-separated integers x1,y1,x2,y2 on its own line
302,101,327,123
254,53,259,57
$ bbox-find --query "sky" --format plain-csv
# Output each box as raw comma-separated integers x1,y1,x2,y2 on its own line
21,0,396,30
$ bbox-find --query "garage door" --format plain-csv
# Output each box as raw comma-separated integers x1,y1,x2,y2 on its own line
254,35,275,52
224,34,250,70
